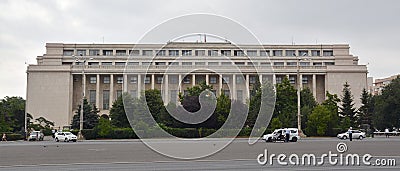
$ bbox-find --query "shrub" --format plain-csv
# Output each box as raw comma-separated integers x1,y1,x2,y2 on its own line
5,133,23,141
81,129,97,140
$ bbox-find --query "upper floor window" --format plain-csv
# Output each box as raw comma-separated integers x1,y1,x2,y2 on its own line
156,50,166,56
63,50,74,56
182,50,192,56
221,50,231,56
195,50,205,56
234,50,245,56
208,50,219,56
210,76,217,84
130,76,137,84
323,50,334,56
143,50,153,56
234,62,245,65
286,50,296,57
116,50,126,56
182,62,192,65
311,50,320,56
221,62,232,65
195,62,205,65
299,50,309,56
249,76,257,84
128,62,139,65
208,62,219,65
289,76,296,84
142,62,151,66
260,50,270,56
102,62,112,66
300,62,310,66
104,76,110,84
129,50,140,56
170,75,178,84
223,76,230,84
313,62,322,66
157,76,163,84
115,62,126,66
302,77,308,84
273,62,284,66
144,76,151,84
103,50,113,56
287,62,297,66
183,76,191,84
272,50,283,56
169,62,179,65
247,50,257,56
90,76,97,84
324,62,335,65
169,50,179,56
77,49,86,56
117,77,123,84
89,49,100,56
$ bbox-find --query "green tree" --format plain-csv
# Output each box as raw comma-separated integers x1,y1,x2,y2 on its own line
0,96,26,133
373,76,400,130
109,94,131,128
358,88,374,129
144,89,165,123
216,92,231,128
273,76,297,128
339,82,357,127
300,88,317,130
71,98,99,129
247,77,261,128
306,105,331,136
95,117,113,138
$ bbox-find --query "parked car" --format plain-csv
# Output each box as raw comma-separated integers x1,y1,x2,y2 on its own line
263,128,300,142
28,131,44,141
337,130,366,140
54,132,77,142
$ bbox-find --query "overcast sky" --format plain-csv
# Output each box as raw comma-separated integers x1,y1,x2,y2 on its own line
0,0,399,99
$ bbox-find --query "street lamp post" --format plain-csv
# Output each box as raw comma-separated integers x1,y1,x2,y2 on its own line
297,56,309,137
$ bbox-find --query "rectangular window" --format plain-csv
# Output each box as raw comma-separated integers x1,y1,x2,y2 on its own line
300,62,310,66
128,62,139,65
103,90,109,110
223,90,230,97
63,50,74,56
90,76,97,84
169,62,179,65
210,76,217,84
323,50,334,56
221,50,231,56
183,76,191,84
287,62,297,66
260,62,271,66
302,77,308,84
115,62,126,66
130,90,137,98
143,50,153,56
260,50,270,56
88,62,99,66
237,90,243,101
103,50,113,56
234,50,245,56
182,50,192,56
234,62,245,65
236,75,243,84
249,76,257,84
156,50,166,56
208,50,219,56
313,62,322,66
170,90,178,103
208,62,219,65
195,50,205,56
116,90,122,98
223,76,230,84
182,62,192,65
286,50,296,57
117,77,123,84
129,50,140,56
142,62,151,66
89,49,100,56
273,62,284,66
276,77,282,84
195,62,205,65
247,50,257,56
299,50,309,56
89,90,96,104
221,62,231,65
102,62,112,66
157,76,163,84
169,50,179,56
130,76,137,84
272,50,283,56
311,50,320,56
289,76,296,84
116,50,126,56
324,62,335,65
170,75,178,84
77,49,86,56
144,76,151,84
104,76,110,84
155,62,166,65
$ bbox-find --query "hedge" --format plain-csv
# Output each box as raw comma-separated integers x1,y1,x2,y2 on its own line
2,133,24,141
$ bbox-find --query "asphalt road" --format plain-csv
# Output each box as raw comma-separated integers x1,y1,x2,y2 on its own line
0,136,399,170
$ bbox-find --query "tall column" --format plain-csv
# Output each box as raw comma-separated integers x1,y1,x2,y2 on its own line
273,74,277,85
137,74,141,98
312,74,317,99
178,74,182,93
246,74,250,99
259,74,263,84
232,74,237,99
299,74,303,89
109,74,114,109
123,74,128,92
96,74,100,109
206,74,209,85
164,74,169,103
151,74,155,89
192,74,196,86
219,75,223,95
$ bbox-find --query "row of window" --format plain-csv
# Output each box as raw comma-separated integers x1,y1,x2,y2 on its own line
78,61,334,66
64,49,334,57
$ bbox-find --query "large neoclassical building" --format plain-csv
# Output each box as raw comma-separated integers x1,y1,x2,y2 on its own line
26,42,368,128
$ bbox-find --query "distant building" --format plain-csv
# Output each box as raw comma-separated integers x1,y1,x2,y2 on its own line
26,42,368,127
373,74,400,95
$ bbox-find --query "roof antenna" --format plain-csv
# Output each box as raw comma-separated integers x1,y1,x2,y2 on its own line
204,34,207,43
291,36,295,45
